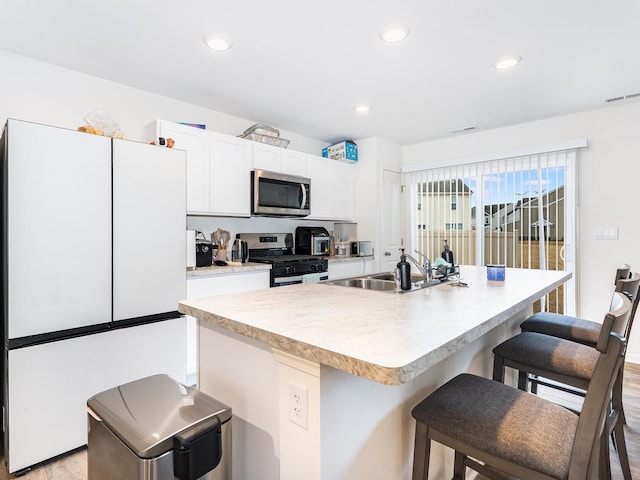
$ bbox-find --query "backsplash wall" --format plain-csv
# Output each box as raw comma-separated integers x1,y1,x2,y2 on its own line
187,215,337,250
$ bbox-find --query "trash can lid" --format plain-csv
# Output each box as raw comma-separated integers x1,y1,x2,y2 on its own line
87,374,231,459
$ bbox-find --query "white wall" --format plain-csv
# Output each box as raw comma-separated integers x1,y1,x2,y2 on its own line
0,48,339,248
403,101,640,363
353,137,402,272
0,49,326,154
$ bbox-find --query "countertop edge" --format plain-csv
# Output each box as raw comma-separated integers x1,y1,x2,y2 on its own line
180,269,571,385
187,262,272,277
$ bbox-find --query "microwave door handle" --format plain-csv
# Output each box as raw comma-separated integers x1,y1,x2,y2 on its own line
300,183,307,209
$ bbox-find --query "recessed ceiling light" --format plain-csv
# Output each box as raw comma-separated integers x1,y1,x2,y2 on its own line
353,104,372,113
378,23,411,44
493,55,522,70
203,34,233,52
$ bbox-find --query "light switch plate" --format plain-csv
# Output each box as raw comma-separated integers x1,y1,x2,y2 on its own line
594,226,618,240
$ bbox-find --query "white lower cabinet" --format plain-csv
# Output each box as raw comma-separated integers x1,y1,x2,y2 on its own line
328,258,375,279
6,320,186,473
186,271,271,382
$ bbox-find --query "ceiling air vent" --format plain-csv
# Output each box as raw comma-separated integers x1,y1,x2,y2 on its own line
605,92,640,103
449,125,477,134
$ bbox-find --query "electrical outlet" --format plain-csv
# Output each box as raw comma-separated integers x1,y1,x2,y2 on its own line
289,382,308,429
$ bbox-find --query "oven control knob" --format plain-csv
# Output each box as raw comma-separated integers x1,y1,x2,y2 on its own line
286,266,295,275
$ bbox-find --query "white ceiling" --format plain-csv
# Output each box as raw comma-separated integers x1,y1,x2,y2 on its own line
1,0,639,146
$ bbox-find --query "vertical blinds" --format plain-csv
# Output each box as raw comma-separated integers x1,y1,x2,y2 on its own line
406,150,578,313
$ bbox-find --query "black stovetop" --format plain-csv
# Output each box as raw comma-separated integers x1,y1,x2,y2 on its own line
250,254,327,265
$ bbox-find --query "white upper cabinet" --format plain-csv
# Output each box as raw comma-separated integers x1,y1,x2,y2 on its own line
329,160,354,221
306,155,331,219
209,132,252,216
253,142,307,177
145,120,252,217
306,154,354,221
145,120,354,220
144,120,210,214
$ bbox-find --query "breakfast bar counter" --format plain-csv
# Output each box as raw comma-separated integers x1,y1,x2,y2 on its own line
179,266,570,480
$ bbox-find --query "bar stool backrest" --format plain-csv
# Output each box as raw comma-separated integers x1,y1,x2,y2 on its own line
597,274,640,352
569,294,630,479
616,272,640,340
614,264,631,285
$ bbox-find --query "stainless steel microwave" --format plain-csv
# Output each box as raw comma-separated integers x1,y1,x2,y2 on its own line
251,170,311,217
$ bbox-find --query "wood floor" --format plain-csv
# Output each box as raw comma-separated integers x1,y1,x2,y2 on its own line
1,364,639,479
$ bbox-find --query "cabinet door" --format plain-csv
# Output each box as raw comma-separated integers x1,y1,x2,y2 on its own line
252,144,306,176
113,140,187,320
329,161,354,220
280,149,307,177
157,121,210,213
306,155,331,219
6,120,112,338
328,259,374,280
209,133,252,216
252,143,281,172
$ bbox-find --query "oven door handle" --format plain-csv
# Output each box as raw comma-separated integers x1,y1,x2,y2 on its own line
273,273,328,286
300,183,307,210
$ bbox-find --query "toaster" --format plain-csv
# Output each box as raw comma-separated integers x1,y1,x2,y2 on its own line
350,241,373,257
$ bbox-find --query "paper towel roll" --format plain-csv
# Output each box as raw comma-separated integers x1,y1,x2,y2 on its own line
186,230,196,269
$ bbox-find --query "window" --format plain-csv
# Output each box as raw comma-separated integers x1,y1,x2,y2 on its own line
406,148,580,315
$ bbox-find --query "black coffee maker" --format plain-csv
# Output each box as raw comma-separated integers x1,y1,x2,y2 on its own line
195,242,213,267
295,226,331,256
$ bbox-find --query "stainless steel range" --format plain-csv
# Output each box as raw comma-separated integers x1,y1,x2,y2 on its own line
237,233,328,287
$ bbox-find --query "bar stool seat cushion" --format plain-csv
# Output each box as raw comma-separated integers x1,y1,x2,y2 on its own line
520,312,601,347
412,373,579,480
493,332,600,381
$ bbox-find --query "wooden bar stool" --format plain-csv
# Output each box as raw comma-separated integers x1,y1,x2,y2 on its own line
411,297,630,480
492,285,638,480
519,263,631,347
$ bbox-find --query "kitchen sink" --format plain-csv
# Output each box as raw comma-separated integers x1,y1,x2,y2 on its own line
369,272,423,282
322,272,451,293
327,278,397,291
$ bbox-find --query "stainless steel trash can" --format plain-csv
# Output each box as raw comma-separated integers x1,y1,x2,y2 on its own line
87,374,231,480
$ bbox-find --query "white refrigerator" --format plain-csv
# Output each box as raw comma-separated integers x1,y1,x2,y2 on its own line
1,119,187,473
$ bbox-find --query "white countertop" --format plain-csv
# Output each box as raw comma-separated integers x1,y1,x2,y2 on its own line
179,266,570,385
187,262,271,277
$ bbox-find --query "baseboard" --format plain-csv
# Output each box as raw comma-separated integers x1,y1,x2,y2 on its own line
625,358,640,371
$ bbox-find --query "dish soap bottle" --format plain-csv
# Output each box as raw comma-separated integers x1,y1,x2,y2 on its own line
396,248,412,291
442,240,455,273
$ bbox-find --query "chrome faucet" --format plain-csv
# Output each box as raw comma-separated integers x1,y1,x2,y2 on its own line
404,250,432,282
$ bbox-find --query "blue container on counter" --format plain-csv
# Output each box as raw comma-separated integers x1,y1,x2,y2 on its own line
487,265,506,282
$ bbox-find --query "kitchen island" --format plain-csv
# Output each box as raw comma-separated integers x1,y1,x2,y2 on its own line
179,266,570,480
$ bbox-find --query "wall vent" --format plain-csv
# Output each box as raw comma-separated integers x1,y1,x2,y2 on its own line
449,125,477,134
605,92,640,103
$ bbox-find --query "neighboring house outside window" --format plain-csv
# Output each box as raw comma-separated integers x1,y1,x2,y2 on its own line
451,196,457,210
